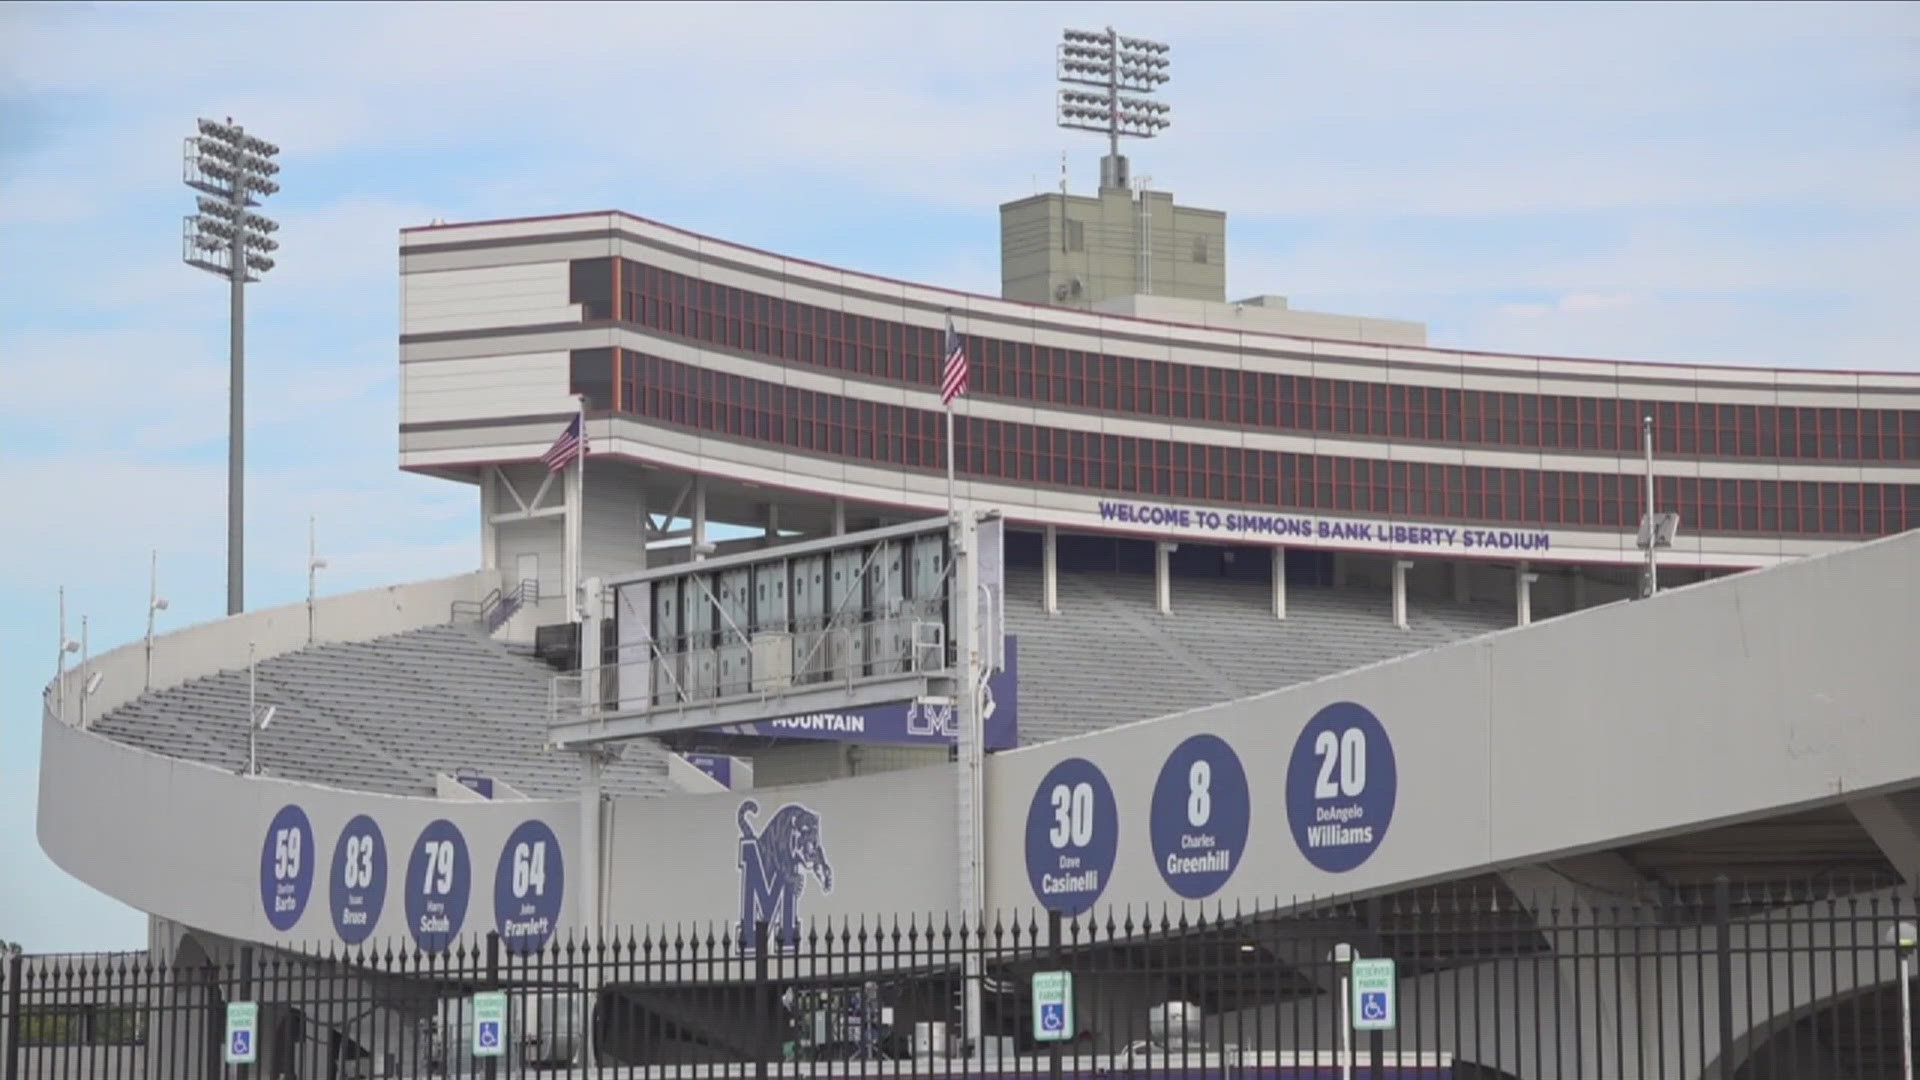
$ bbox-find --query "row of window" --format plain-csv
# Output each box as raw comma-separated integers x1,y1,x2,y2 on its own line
565,257,1920,463
580,349,1920,538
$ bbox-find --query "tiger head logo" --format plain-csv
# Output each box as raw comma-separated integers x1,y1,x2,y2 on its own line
737,799,834,950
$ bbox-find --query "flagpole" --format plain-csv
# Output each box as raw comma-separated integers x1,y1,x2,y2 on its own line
944,310,958,522
572,394,587,624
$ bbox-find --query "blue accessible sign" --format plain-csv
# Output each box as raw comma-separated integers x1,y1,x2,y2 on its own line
1024,758,1119,915
224,1001,258,1064
1149,734,1251,898
1284,702,1398,873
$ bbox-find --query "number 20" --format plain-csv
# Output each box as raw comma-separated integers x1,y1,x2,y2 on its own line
1313,728,1367,799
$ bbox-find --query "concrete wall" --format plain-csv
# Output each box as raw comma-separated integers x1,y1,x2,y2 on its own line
999,189,1227,307
982,527,1920,912
42,521,1920,959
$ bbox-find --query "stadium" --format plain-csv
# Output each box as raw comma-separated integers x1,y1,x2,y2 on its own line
21,81,1920,1080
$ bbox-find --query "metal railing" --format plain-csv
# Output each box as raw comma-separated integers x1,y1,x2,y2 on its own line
452,579,539,634
7,878,1920,1079
549,613,951,737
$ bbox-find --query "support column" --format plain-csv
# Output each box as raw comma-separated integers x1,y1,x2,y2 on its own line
479,469,498,573
1571,569,1588,610
763,503,780,548
1271,546,1287,620
635,484,649,572
1516,561,1539,627
1452,561,1471,603
576,747,603,1069
1391,559,1411,629
950,511,986,1057
1331,553,1348,588
1042,525,1059,615
830,497,847,536
1850,795,1920,884
1155,542,1175,616
691,476,708,560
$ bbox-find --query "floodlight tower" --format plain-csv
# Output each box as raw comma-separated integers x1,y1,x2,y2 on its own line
1057,27,1171,190
183,118,281,616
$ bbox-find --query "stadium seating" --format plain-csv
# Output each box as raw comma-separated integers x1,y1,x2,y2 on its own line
1005,567,1512,744
91,570,1513,790
90,625,678,798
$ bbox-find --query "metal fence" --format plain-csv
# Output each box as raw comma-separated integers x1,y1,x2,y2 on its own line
6,879,1919,1080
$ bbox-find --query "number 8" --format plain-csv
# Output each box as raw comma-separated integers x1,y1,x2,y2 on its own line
1187,760,1211,827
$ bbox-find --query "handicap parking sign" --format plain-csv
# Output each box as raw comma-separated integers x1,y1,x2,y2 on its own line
471,990,508,1058
1350,957,1397,1031
1030,971,1074,1043
224,1001,258,1065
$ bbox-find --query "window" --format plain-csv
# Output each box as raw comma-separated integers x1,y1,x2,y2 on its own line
603,260,1920,502
1191,235,1210,264
570,348,616,410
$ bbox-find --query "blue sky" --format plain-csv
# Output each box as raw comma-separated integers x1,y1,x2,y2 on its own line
1,1,1915,951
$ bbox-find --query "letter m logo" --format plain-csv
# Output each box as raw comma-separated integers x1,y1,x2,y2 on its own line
735,800,832,953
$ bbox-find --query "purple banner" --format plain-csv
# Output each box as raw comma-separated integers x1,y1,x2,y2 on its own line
731,637,1019,750
683,752,737,788
1097,500,1552,554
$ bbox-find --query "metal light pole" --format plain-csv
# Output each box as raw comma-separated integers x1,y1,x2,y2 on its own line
78,616,91,729
146,551,170,690
56,587,79,720
1057,27,1171,190
1635,417,1680,599
1643,416,1657,596
246,642,276,776
307,515,328,643
184,118,281,616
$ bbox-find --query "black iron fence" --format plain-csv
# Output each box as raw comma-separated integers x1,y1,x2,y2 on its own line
6,879,1919,1080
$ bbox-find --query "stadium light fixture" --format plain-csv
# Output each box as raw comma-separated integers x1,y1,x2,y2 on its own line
184,117,281,618
1056,26,1171,188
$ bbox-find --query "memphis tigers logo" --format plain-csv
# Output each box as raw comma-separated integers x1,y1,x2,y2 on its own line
737,799,834,951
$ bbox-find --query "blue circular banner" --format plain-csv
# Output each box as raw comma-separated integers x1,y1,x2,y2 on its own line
1284,701,1398,873
259,804,315,932
328,815,387,946
1150,734,1251,898
1023,758,1119,915
404,819,471,953
494,820,565,953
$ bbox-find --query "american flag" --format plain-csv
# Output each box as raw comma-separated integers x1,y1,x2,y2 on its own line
941,315,969,406
540,414,588,472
